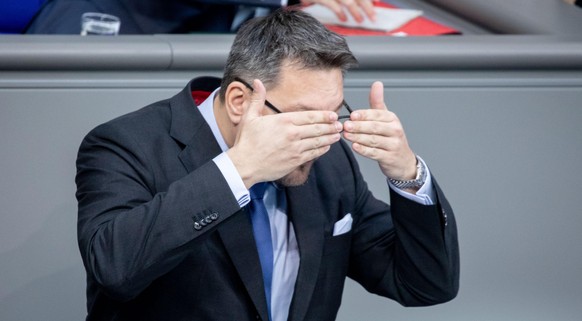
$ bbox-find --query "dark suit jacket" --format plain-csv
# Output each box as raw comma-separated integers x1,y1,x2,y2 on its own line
26,0,282,34
75,77,459,321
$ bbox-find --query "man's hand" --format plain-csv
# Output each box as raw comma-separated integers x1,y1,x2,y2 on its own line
342,81,418,181
227,79,343,188
301,0,376,23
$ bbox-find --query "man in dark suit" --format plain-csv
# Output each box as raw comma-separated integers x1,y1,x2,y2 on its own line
26,0,376,34
75,9,459,321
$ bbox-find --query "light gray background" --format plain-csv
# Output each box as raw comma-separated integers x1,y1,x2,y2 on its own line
2,68,581,320
2,0,582,318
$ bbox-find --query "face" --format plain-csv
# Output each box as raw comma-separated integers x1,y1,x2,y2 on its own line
265,64,344,186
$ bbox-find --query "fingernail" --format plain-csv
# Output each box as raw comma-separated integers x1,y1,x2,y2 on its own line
335,121,343,132
352,112,361,120
330,112,338,121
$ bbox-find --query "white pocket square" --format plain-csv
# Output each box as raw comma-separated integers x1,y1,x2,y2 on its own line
333,213,353,236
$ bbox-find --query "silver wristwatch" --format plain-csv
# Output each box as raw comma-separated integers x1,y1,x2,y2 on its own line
388,156,427,190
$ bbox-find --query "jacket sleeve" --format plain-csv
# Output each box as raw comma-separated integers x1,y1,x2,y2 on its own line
75,121,241,301
344,143,460,306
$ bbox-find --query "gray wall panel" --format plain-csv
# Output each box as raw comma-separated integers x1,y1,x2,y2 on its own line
0,88,176,321
340,82,582,321
1,70,581,320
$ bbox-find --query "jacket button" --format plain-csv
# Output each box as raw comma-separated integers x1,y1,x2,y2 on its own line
210,212,219,220
442,209,448,226
193,222,202,230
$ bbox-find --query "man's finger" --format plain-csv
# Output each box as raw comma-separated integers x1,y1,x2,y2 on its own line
288,110,339,126
298,133,341,153
369,81,388,111
298,122,343,139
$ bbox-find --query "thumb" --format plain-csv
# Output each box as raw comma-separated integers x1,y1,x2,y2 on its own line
245,79,267,119
369,81,388,111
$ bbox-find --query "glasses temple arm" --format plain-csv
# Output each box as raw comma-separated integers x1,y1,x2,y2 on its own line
233,77,282,114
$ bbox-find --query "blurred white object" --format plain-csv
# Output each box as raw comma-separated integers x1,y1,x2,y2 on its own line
302,4,422,32
80,12,120,35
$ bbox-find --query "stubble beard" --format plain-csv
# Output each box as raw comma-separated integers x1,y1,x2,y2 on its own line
276,161,314,187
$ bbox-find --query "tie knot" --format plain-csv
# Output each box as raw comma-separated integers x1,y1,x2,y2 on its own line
249,182,268,200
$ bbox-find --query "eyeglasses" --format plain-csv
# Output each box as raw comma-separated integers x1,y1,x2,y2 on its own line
234,77,354,122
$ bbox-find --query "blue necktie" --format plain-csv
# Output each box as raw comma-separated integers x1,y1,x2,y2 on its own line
249,182,274,319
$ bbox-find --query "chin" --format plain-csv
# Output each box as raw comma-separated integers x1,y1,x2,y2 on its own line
277,161,314,187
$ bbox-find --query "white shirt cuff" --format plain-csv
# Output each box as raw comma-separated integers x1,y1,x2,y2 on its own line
213,153,250,207
387,156,436,206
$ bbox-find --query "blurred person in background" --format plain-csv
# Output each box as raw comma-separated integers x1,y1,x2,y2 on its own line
25,0,377,34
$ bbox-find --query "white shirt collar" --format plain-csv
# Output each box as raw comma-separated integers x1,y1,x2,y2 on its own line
197,88,229,152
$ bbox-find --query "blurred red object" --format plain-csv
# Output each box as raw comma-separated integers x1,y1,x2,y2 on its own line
321,1,459,36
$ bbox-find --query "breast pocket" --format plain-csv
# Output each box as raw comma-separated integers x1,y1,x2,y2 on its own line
332,213,352,236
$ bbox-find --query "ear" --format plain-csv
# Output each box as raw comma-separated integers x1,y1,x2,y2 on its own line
224,81,248,125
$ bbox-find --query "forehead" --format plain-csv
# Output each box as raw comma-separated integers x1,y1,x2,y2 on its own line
268,64,344,111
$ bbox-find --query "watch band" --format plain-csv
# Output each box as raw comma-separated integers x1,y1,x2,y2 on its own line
388,155,427,190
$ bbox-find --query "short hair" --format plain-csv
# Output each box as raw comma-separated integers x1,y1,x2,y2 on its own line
219,8,358,101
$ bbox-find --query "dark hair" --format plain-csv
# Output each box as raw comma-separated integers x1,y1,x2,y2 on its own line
219,8,358,101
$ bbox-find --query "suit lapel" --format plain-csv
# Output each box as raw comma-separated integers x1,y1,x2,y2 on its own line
169,78,269,319
218,211,271,321
286,181,326,321
169,78,222,172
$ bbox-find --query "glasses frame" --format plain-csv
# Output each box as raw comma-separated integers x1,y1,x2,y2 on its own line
233,77,354,121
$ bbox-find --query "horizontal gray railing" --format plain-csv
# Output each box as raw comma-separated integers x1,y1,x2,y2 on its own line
1,34,582,71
